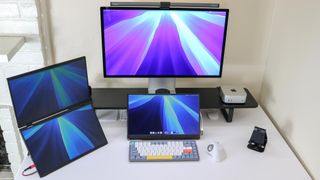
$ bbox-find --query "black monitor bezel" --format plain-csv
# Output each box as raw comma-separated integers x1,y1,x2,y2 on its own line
127,94,201,140
7,56,91,129
100,7,229,78
19,103,108,177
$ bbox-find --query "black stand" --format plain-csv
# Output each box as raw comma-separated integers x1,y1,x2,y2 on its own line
247,126,267,152
91,87,258,123
220,108,234,123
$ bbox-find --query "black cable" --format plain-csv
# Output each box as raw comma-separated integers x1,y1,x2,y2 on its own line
22,164,37,176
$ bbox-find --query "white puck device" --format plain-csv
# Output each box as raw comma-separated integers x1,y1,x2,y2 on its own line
219,86,247,104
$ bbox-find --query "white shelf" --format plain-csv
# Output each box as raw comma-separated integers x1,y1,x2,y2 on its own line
0,36,25,63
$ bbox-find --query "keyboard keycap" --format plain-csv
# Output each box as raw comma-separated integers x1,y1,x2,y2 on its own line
147,156,173,160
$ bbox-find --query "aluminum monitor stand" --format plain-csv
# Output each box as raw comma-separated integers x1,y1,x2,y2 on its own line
148,78,176,94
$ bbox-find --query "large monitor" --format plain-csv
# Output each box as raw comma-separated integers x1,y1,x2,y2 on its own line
7,57,90,128
101,7,228,77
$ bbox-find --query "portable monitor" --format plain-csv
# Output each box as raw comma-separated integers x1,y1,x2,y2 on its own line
127,94,200,139
21,104,108,177
7,57,90,128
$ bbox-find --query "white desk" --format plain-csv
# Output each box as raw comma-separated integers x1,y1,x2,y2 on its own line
15,107,310,180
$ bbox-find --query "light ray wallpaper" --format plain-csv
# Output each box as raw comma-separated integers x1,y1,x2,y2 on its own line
8,57,90,128
21,104,108,177
102,9,228,76
128,95,199,135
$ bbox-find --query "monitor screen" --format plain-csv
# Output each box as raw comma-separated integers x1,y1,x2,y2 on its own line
127,94,200,139
101,8,229,77
21,104,108,177
7,57,90,128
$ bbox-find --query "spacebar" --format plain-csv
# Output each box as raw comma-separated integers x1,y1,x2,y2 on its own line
146,156,173,160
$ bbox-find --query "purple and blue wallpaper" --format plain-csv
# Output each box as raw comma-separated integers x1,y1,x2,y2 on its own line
102,9,228,76
128,94,200,135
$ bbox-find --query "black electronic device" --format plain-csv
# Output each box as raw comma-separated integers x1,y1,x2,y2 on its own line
110,2,220,8
247,126,267,152
7,57,108,177
7,57,91,128
20,104,108,177
127,94,200,140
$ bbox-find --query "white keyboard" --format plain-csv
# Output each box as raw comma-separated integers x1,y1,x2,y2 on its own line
129,140,199,162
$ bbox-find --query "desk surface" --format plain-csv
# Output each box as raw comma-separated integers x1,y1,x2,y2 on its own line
16,107,310,180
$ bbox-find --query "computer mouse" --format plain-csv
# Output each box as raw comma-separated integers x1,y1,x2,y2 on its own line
206,141,227,162
206,110,219,120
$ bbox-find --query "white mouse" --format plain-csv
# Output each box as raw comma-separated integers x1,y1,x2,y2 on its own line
206,110,219,120
206,141,227,162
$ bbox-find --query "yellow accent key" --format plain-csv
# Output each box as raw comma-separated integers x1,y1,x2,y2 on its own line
147,156,173,160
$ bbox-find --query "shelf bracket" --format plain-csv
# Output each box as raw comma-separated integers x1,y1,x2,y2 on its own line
220,108,234,123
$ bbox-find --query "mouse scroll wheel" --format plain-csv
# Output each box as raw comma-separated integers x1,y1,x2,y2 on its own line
207,144,214,152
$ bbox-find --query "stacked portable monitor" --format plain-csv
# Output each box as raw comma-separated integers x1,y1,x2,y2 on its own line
7,57,108,177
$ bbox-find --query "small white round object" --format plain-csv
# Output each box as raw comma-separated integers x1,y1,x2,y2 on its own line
206,141,227,162
207,110,219,120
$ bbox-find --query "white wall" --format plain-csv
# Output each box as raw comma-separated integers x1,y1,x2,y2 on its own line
0,0,44,117
47,0,274,99
260,0,320,179
0,0,44,175
0,0,38,35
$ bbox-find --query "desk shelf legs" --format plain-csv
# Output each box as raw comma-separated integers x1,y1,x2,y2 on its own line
220,108,234,123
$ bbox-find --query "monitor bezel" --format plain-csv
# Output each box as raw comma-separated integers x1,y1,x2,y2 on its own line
127,94,201,140
7,56,91,129
100,7,229,78
19,103,108,177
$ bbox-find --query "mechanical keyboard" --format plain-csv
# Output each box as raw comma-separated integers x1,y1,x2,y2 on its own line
129,140,199,162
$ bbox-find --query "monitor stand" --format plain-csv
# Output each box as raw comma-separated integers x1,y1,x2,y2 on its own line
148,78,176,94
